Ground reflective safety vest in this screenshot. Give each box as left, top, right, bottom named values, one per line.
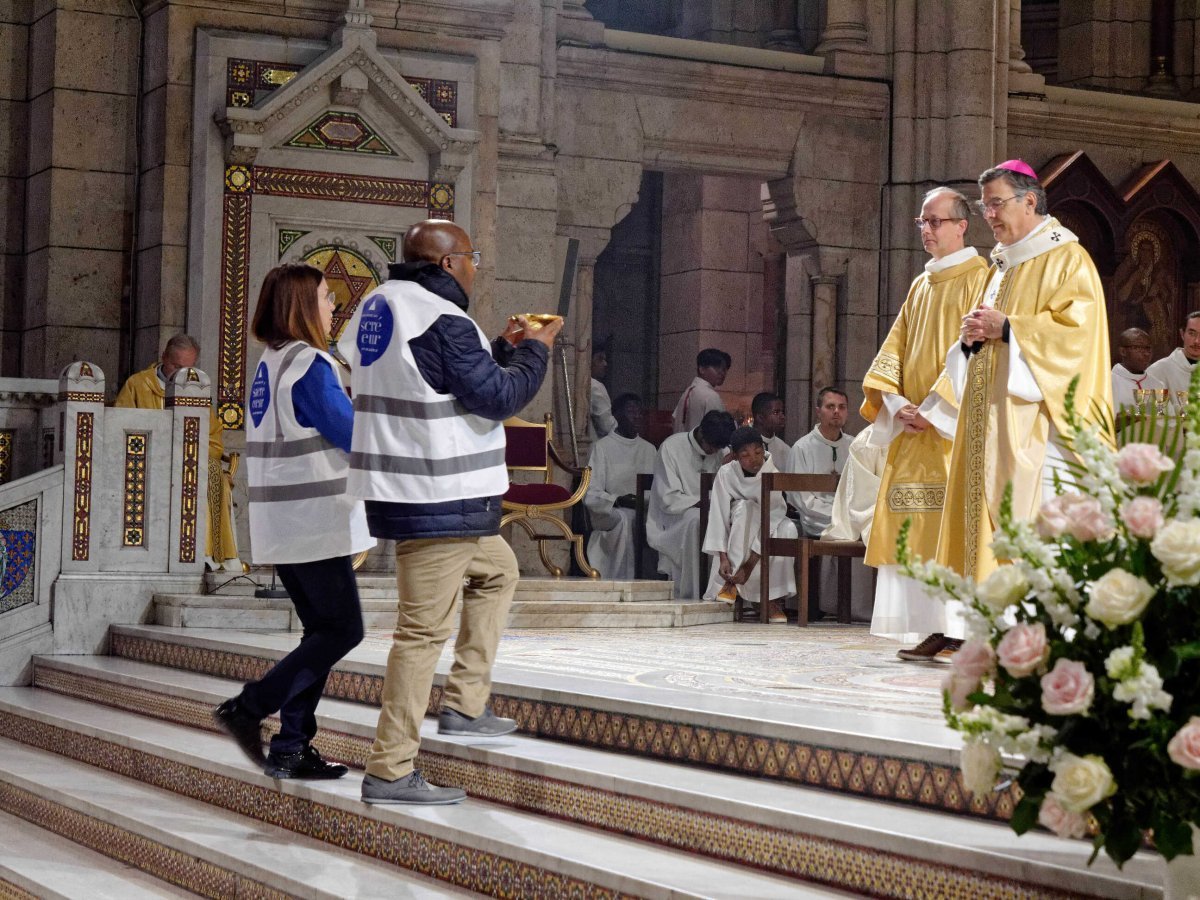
left=245, top=341, right=374, bottom=564
left=341, top=280, right=509, bottom=503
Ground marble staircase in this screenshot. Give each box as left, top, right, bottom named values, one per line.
left=0, top=624, right=1164, bottom=898
left=158, top=574, right=735, bottom=630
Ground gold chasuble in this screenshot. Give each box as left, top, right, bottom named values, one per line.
left=115, top=365, right=238, bottom=564
left=861, top=253, right=988, bottom=568
left=937, top=219, right=1112, bottom=580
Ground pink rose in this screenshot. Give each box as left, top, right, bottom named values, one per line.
left=996, top=622, right=1049, bottom=678
left=1168, top=717, right=1200, bottom=770
left=951, top=639, right=995, bottom=680
left=1116, top=443, right=1175, bottom=485
left=1037, top=493, right=1114, bottom=542
left=1038, top=795, right=1089, bottom=839
left=1120, top=496, right=1165, bottom=540
left=941, top=670, right=978, bottom=712
left=1040, top=657, right=1094, bottom=715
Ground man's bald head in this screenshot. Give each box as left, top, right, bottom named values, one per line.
left=402, top=220, right=478, bottom=296
left=1117, top=327, right=1154, bottom=374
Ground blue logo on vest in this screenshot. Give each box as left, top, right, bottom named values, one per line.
left=248, top=362, right=270, bottom=428
left=357, top=294, right=392, bottom=367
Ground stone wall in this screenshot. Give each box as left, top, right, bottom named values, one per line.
left=0, top=3, right=28, bottom=376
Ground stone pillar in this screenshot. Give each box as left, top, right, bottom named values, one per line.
left=1008, top=0, right=1032, bottom=73
left=23, top=3, right=138, bottom=381
left=766, top=0, right=801, bottom=50
left=809, top=275, right=838, bottom=394
left=0, top=6, right=29, bottom=376
left=815, top=0, right=873, bottom=74
left=1146, top=0, right=1178, bottom=95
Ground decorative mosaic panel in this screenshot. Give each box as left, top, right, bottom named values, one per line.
left=0, top=499, right=36, bottom=615
left=286, top=111, right=395, bottom=155
left=179, top=417, right=200, bottom=563
left=302, top=245, right=380, bottom=341
left=368, top=235, right=396, bottom=261
left=0, top=878, right=37, bottom=900
left=122, top=433, right=148, bottom=548
left=0, top=780, right=290, bottom=900
left=108, top=633, right=1015, bottom=823
left=71, top=412, right=93, bottom=561
left=218, top=164, right=453, bottom=428
left=0, top=430, right=12, bottom=485
left=226, top=57, right=458, bottom=126
left=277, top=228, right=308, bottom=258
left=0, top=711, right=631, bottom=900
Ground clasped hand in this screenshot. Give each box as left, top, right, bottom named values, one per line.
left=960, top=308, right=1005, bottom=345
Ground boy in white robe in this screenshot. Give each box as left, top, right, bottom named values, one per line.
left=647, top=410, right=735, bottom=599
left=750, top=391, right=791, bottom=473
left=702, top=427, right=797, bottom=623
left=671, top=348, right=731, bottom=433
left=1145, top=313, right=1200, bottom=404
left=584, top=394, right=656, bottom=580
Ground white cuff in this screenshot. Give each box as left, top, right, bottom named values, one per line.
left=944, top=341, right=969, bottom=404
left=868, top=392, right=908, bottom=447
left=919, top=392, right=958, bottom=441
left=1006, top=330, right=1044, bottom=402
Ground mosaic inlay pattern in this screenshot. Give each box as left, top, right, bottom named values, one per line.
left=108, top=633, right=1015, bottom=822
left=286, top=111, right=395, bottom=155
left=179, top=417, right=200, bottom=564
left=369, top=235, right=397, bottom=261
left=0, top=499, right=37, bottom=614
left=0, top=878, right=37, bottom=900
left=226, top=58, right=459, bottom=126
left=302, top=245, right=380, bottom=342
left=122, top=433, right=148, bottom=547
left=219, top=164, right=454, bottom=428
left=0, top=780, right=289, bottom=900
left=277, top=228, right=308, bottom=259
left=0, top=711, right=629, bottom=900
left=0, top=430, right=13, bottom=485
left=71, top=412, right=93, bottom=561
left=32, top=664, right=1081, bottom=900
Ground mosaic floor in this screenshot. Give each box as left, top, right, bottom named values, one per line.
left=361, top=623, right=951, bottom=723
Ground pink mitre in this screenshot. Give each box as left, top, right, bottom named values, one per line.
left=996, top=158, right=1037, bottom=179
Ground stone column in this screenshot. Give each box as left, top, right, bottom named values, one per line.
left=1146, top=0, right=1178, bottom=95
left=766, top=0, right=801, bottom=51
left=1008, top=0, right=1032, bottom=74
left=809, top=275, right=839, bottom=394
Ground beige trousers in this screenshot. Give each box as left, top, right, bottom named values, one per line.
left=365, top=534, right=519, bottom=781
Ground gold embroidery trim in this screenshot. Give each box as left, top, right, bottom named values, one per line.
left=887, top=482, right=945, bottom=512
left=868, top=352, right=902, bottom=386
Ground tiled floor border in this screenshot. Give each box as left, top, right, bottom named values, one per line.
left=33, top=663, right=1082, bottom=900
left=109, top=631, right=1016, bottom=821
left=0, top=709, right=629, bottom=900
left=0, top=878, right=39, bottom=900
left=0, top=780, right=289, bottom=899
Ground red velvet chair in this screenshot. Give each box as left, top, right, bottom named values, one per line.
left=500, top=413, right=598, bottom=578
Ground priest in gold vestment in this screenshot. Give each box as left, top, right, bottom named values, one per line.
left=115, top=334, right=240, bottom=570
left=862, top=188, right=989, bottom=659
left=936, top=161, right=1112, bottom=582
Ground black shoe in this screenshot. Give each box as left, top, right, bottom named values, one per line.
left=213, top=698, right=265, bottom=766
left=264, top=745, right=348, bottom=780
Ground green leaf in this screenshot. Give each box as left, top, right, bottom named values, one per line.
left=1153, top=813, right=1195, bottom=861
left=1105, top=813, right=1143, bottom=868
left=1010, top=796, right=1040, bottom=835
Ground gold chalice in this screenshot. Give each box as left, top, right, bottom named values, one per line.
left=1177, top=391, right=1190, bottom=415
left=506, top=313, right=563, bottom=345
left=1133, top=388, right=1151, bottom=416
left=1155, top=388, right=1170, bottom=416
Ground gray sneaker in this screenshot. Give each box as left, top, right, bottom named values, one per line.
left=437, top=706, right=518, bottom=736
left=361, top=770, right=466, bottom=805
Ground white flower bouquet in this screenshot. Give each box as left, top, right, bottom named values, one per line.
left=899, top=369, right=1200, bottom=867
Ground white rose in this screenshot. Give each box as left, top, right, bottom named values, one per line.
left=976, top=565, right=1030, bottom=614
left=1151, top=519, right=1200, bottom=587
left=1084, top=569, right=1156, bottom=628
left=960, top=739, right=1002, bottom=798
left=1049, top=753, right=1116, bottom=813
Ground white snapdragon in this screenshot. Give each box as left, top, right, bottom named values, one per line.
left=1105, top=646, right=1172, bottom=720
left=1014, top=724, right=1060, bottom=764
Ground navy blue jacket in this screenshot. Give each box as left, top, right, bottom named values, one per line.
left=364, top=262, right=549, bottom=540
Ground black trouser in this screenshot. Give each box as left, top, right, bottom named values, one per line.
left=237, top=555, right=364, bottom=754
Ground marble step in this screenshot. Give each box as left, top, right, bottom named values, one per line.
left=0, top=687, right=836, bottom=900
left=30, top=653, right=1162, bottom=899
left=0, top=807, right=195, bottom=898
left=0, top=727, right=472, bottom=899
left=155, top=592, right=732, bottom=630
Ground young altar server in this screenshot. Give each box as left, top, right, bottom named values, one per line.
left=584, top=393, right=656, bottom=580
left=702, top=426, right=797, bottom=623
left=213, top=263, right=375, bottom=779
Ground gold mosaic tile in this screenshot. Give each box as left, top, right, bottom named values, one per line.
left=32, top=667, right=1083, bottom=900
left=0, top=879, right=37, bottom=900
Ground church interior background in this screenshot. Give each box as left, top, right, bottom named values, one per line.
left=0, top=0, right=1195, bottom=896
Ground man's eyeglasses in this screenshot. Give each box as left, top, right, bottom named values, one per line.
left=913, top=216, right=964, bottom=231
left=974, top=195, right=1020, bottom=215
left=445, top=251, right=482, bottom=267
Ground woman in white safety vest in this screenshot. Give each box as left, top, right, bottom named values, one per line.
left=213, top=263, right=374, bottom=779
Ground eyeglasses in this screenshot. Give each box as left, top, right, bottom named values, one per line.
left=320, top=292, right=337, bottom=310
left=974, top=195, right=1020, bottom=215
left=445, top=250, right=481, bottom=267
left=913, top=216, right=964, bottom=230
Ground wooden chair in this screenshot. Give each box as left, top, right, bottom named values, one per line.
left=501, top=413, right=598, bottom=578
left=758, top=471, right=865, bottom=625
